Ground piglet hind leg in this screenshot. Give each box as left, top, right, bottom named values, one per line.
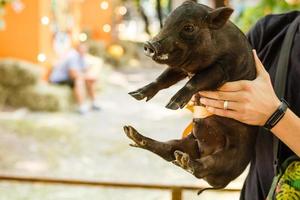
left=123, top=125, right=176, bottom=162
left=173, top=150, right=211, bottom=179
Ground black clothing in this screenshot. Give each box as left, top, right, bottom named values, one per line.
left=240, top=11, right=300, bottom=200
left=55, top=80, right=75, bottom=88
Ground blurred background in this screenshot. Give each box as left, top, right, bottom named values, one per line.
left=0, top=0, right=299, bottom=200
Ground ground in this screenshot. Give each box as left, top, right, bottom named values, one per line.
left=0, top=65, right=246, bottom=200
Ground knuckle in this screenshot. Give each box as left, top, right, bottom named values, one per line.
left=217, top=100, right=224, bottom=108
left=216, top=92, right=223, bottom=99
left=202, top=99, right=210, bottom=106
left=265, top=74, right=272, bottom=82
left=209, top=99, right=217, bottom=107
left=241, top=93, right=250, bottom=102
left=243, top=81, right=252, bottom=91
left=241, top=80, right=249, bottom=88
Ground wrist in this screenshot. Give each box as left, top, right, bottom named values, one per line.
left=271, top=109, right=290, bottom=132
left=261, top=99, right=281, bottom=126
left=263, top=98, right=289, bottom=130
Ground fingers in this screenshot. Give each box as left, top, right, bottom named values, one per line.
left=218, top=80, right=248, bottom=92
left=252, top=49, right=269, bottom=78
left=205, top=106, right=240, bottom=120
left=200, top=97, right=240, bottom=111
left=199, top=90, right=245, bottom=102
left=252, top=49, right=263, bottom=73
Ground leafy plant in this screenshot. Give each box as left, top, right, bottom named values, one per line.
left=235, top=0, right=300, bottom=33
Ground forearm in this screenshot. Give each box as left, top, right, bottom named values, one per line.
left=271, top=109, right=300, bottom=157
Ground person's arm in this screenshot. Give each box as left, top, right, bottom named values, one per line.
left=272, top=109, right=300, bottom=156
left=198, top=50, right=300, bottom=156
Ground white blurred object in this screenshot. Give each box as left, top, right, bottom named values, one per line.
left=116, top=6, right=127, bottom=15
left=100, top=1, right=109, bottom=10
left=103, top=24, right=111, bottom=33
left=85, top=54, right=104, bottom=78
left=11, top=0, right=25, bottom=13
left=78, top=32, right=88, bottom=42
left=77, top=103, right=90, bottom=115
left=37, top=53, right=47, bottom=62
left=41, top=16, right=50, bottom=25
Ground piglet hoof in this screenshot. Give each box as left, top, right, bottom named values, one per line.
left=123, top=125, right=147, bottom=148
left=166, top=93, right=190, bottom=110
left=173, top=150, right=195, bottom=174
left=129, top=90, right=147, bottom=101
left=166, top=100, right=181, bottom=110
left=128, top=84, right=157, bottom=102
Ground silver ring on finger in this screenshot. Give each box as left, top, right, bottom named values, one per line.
left=223, top=100, right=229, bottom=110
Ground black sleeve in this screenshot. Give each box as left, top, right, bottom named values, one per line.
left=246, top=18, right=265, bottom=52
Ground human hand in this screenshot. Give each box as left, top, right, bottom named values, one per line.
left=198, top=50, right=281, bottom=126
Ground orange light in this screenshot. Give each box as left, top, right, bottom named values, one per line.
left=107, top=44, right=124, bottom=59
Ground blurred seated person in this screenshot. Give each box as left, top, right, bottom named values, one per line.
left=50, top=42, right=100, bottom=114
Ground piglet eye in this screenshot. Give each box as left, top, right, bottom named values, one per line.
left=183, top=25, right=195, bottom=33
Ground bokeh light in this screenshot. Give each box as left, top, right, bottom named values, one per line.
left=78, top=33, right=88, bottom=42
left=100, top=1, right=109, bottom=10
left=103, top=24, right=111, bottom=33
left=40, top=16, right=50, bottom=25
left=117, top=6, right=127, bottom=16
left=37, top=53, right=47, bottom=62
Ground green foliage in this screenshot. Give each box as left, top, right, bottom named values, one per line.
left=235, top=0, right=300, bottom=33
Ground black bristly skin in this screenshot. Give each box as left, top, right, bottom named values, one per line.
left=125, top=0, right=258, bottom=189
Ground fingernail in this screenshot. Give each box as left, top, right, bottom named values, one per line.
left=200, top=98, right=205, bottom=104
left=252, top=49, right=257, bottom=56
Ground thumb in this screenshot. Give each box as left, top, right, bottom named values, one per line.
left=252, top=49, right=269, bottom=78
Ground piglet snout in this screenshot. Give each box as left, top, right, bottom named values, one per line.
left=144, top=42, right=157, bottom=58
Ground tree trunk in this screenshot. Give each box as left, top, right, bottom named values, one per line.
left=156, top=0, right=163, bottom=28
left=168, top=0, right=172, bottom=13
left=136, top=0, right=151, bottom=35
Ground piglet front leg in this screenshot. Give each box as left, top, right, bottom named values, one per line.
left=166, top=65, right=227, bottom=110
left=129, top=68, right=187, bottom=102
left=129, top=82, right=159, bottom=101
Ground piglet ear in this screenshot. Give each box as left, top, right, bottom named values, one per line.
left=207, top=7, right=233, bottom=29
